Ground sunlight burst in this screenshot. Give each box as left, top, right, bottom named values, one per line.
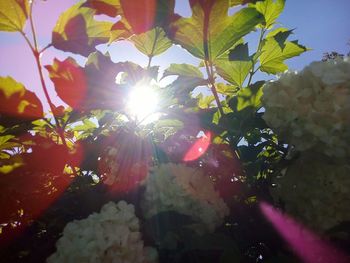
left=126, top=85, right=159, bottom=124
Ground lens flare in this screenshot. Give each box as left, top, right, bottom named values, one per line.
left=127, top=85, right=159, bottom=124
left=260, top=202, right=349, bottom=263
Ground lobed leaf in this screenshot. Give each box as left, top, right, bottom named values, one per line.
left=45, top=58, right=87, bottom=109
left=249, top=0, right=285, bottom=29
left=0, top=76, right=43, bottom=123
left=82, top=0, right=122, bottom=17
left=52, top=1, right=113, bottom=56
left=163, top=63, right=203, bottom=79
left=168, top=0, right=264, bottom=61
left=131, top=27, right=172, bottom=57
left=259, top=29, right=308, bottom=74
left=215, top=60, right=252, bottom=87
left=0, top=0, right=29, bottom=32
left=229, top=81, right=264, bottom=111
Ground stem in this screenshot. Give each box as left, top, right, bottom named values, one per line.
left=29, top=2, right=38, bottom=50
left=147, top=55, right=153, bottom=69
left=247, top=28, right=266, bottom=86
left=204, top=60, right=224, bottom=117
left=39, top=43, right=52, bottom=54
left=146, top=28, right=161, bottom=69
left=19, top=31, right=36, bottom=55
left=33, top=51, right=67, bottom=145
left=20, top=2, right=80, bottom=176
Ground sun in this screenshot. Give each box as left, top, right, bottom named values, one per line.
left=126, top=85, right=159, bottom=124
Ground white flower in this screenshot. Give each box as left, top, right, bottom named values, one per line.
left=271, top=153, right=350, bottom=232
left=47, top=201, right=158, bottom=263
left=141, top=163, right=229, bottom=233
left=262, top=57, right=350, bottom=158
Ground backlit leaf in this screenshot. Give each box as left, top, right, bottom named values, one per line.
left=52, top=1, right=113, bottom=56
left=163, top=63, right=203, bottom=79
left=215, top=58, right=252, bottom=87
left=0, top=0, right=29, bottom=32
left=45, top=58, right=87, bottom=109
left=108, top=0, right=175, bottom=41
left=0, top=76, right=43, bottom=122
left=249, top=0, right=285, bottom=28
left=82, top=0, right=121, bottom=17
left=229, top=81, right=264, bottom=111
left=215, top=41, right=252, bottom=87
left=216, top=83, right=239, bottom=96
left=197, top=94, right=215, bottom=109
left=168, top=0, right=263, bottom=60
left=131, top=27, right=172, bottom=57
left=120, top=0, right=175, bottom=34
left=260, top=29, right=308, bottom=74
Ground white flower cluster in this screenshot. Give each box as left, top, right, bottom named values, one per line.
left=271, top=153, right=350, bottom=232
left=141, top=163, right=229, bottom=233
left=262, top=57, right=350, bottom=158
left=47, top=201, right=158, bottom=263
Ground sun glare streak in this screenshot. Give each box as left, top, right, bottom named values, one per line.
left=260, top=202, right=349, bottom=263
left=126, top=85, right=159, bottom=124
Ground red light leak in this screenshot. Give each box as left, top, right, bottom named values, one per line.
left=260, top=202, right=349, bottom=263
left=183, top=131, right=211, bottom=162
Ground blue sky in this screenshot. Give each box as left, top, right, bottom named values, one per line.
left=0, top=0, right=349, bottom=107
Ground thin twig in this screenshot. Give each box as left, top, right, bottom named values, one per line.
left=29, top=1, right=38, bottom=50
left=247, top=28, right=266, bottom=86
left=39, top=43, right=52, bottom=54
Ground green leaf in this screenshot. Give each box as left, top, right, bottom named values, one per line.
left=259, top=31, right=308, bottom=74
left=197, top=94, right=215, bottom=109
left=250, top=0, right=285, bottom=28
left=215, top=40, right=253, bottom=87
left=216, top=83, right=239, bottom=96
left=215, top=60, right=252, bottom=87
left=229, top=81, right=264, bottom=111
left=131, top=27, right=172, bottom=57
left=0, top=76, right=43, bottom=123
left=168, top=76, right=208, bottom=104
left=168, top=1, right=264, bottom=60
left=163, top=63, right=203, bottom=79
left=52, top=1, right=113, bottom=56
left=0, top=0, right=29, bottom=32
left=72, top=119, right=97, bottom=132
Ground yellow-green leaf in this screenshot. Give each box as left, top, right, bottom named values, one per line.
left=131, top=27, right=172, bottom=57
left=249, top=0, right=285, bottom=29
left=52, top=1, right=113, bottom=56
left=215, top=41, right=253, bottom=86
left=215, top=60, right=252, bottom=87
left=229, top=81, right=264, bottom=111
left=216, top=83, right=239, bottom=96
left=0, top=0, right=29, bottom=32
left=260, top=33, right=308, bottom=74
left=163, top=63, right=203, bottom=79
left=197, top=94, right=215, bottom=109
left=169, top=0, right=264, bottom=61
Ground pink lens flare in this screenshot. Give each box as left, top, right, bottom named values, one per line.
left=260, top=201, right=349, bottom=263
left=183, top=131, right=211, bottom=162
